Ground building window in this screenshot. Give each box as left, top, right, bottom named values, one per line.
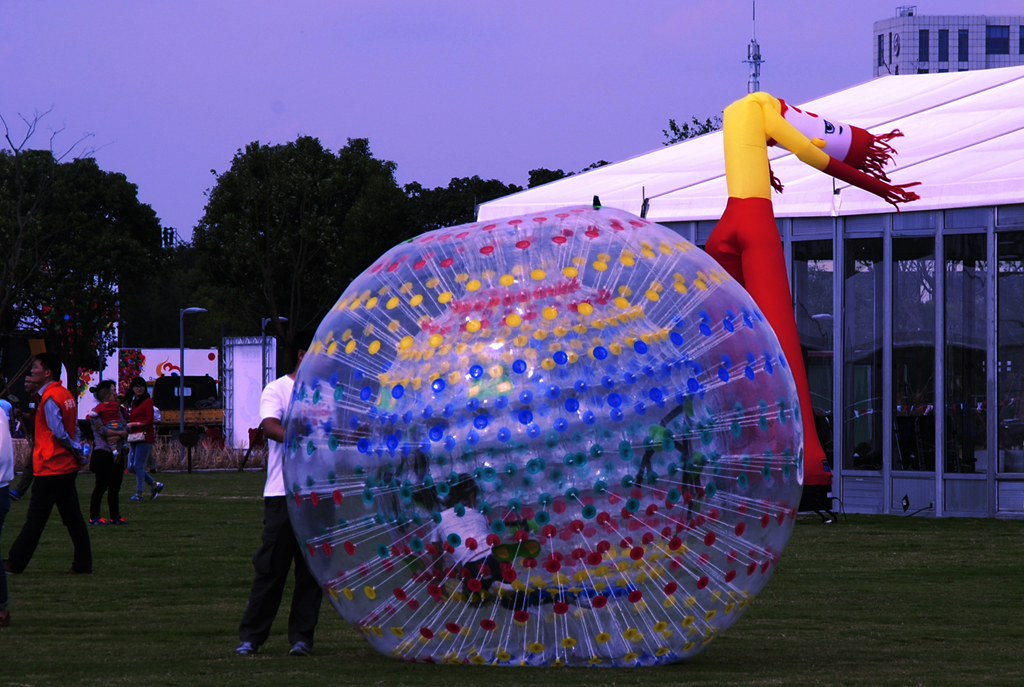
left=1020, top=26, right=1024, bottom=54
left=878, top=34, right=885, bottom=67
left=918, top=68, right=929, bottom=74
left=986, top=25, right=1010, bottom=55
left=959, top=29, right=969, bottom=61
left=919, top=29, right=929, bottom=62
left=938, top=29, right=949, bottom=62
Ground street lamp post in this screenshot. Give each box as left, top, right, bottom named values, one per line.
left=179, top=307, right=207, bottom=463
left=261, top=316, right=288, bottom=388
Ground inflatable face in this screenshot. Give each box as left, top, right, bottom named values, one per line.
left=283, top=205, right=804, bottom=666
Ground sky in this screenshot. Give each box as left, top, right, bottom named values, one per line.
left=2, top=1, right=1020, bottom=239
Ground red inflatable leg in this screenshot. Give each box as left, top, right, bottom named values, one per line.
left=706, top=197, right=830, bottom=485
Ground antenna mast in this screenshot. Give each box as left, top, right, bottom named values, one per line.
left=744, top=1, right=763, bottom=93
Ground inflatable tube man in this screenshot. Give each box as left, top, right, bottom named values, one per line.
left=705, top=92, right=920, bottom=486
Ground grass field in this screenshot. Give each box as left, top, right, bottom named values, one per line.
left=1, top=471, right=1022, bottom=687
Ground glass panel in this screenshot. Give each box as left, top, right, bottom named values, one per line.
left=919, top=29, right=930, bottom=62
left=892, top=237, right=935, bottom=472
left=944, top=235, right=987, bottom=474
left=998, top=232, right=1024, bottom=472
left=793, top=240, right=834, bottom=471
left=843, top=238, right=883, bottom=470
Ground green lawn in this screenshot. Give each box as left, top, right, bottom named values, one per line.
left=1, top=472, right=1022, bottom=687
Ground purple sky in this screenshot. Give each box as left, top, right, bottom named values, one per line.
left=2, top=1, right=1019, bottom=238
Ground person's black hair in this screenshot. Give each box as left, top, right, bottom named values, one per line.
left=90, top=379, right=117, bottom=401
left=34, top=352, right=63, bottom=380
left=125, top=376, right=150, bottom=408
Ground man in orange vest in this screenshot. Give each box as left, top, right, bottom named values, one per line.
left=3, top=353, right=92, bottom=575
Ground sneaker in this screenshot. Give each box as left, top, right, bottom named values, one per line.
left=8, top=489, right=20, bottom=502
left=130, top=493, right=143, bottom=501
left=111, top=517, right=129, bottom=525
left=235, top=641, right=259, bottom=656
left=88, top=518, right=105, bottom=526
left=288, top=641, right=312, bottom=657
left=151, top=483, right=164, bottom=501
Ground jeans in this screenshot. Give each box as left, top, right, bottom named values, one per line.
left=127, top=443, right=155, bottom=494
left=6, top=472, right=92, bottom=574
left=0, top=485, right=9, bottom=609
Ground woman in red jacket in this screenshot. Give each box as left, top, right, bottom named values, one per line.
left=124, top=377, right=163, bottom=502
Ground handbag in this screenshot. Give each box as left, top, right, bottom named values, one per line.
left=127, top=431, right=146, bottom=443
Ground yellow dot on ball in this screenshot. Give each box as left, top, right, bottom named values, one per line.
left=506, top=313, right=522, bottom=327
left=368, top=341, right=381, bottom=355
left=365, top=297, right=378, bottom=309
left=614, top=296, right=629, bottom=309
left=542, top=307, right=558, bottom=320
left=327, top=341, right=338, bottom=356
left=466, top=280, right=481, bottom=292
left=429, top=334, right=443, bottom=347
left=399, top=336, right=414, bottom=350
left=386, top=297, right=400, bottom=309
left=646, top=290, right=660, bottom=302
left=499, top=274, right=515, bottom=287
left=409, top=294, right=423, bottom=307
left=467, top=320, right=481, bottom=332
left=345, top=340, right=356, bottom=354
left=562, top=266, right=578, bottom=278
left=593, top=261, right=608, bottom=271
left=438, top=291, right=453, bottom=304
left=541, top=358, right=555, bottom=370
left=577, top=302, right=594, bottom=315
left=531, top=269, right=546, bottom=281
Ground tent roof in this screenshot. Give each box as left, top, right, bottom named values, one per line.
left=478, top=67, right=1024, bottom=223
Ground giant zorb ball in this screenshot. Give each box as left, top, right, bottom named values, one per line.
left=283, top=205, right=804, bottom=667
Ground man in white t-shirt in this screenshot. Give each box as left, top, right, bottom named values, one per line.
left=236, top=341, right=322, bottom=657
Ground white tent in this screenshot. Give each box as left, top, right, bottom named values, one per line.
left=478, top=66, right=1024, bottom=223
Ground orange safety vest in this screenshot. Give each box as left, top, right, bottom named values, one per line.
left=33, top=382, right=80, bottom=476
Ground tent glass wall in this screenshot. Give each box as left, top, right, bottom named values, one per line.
left=892, top=237, right=936, bottom=472
left=944, top=234, right=987, bottom=474
left=842, top=238, right=883, bottom=471
left=998, top=231, right=1024, bottom=473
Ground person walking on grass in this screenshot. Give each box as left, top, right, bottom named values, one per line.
left=124, top=377, right=162, bottom=502
left=3, top=353, right=92, bottom=576
left=86, top=380, right=129, bottom=525
left=1, top=401, right=15, bottom=625
left=236, top=337, right=322, bottom=657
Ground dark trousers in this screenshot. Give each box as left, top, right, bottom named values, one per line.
left=238, top=496, right=322, bottom=647
left=89, top=450, right=125, bottom=520
left=7, top=472, right=93, bottom=574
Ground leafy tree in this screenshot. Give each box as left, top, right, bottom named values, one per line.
left=1, top=113, right=161, bottom=389
left=662, top=115, right=723, bottom=145
left=528, top=161, right=611, bottom=189
left=406, top=176, right=522, bottom=232
left=26, top=158, right=163, bottom=391
left=192, top=136, right=412, bottom=367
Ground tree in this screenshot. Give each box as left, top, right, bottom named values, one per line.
left=528, top=161, right=611, bottom=189
left=0, top=110, right=95, bottom=336
left=1, top=112, right=161, bottom=390
left=24, top=157, right=163, bottom=391
left=662, top=115, right=723, bottom=145
left=193, top=136, right=412, bottom=367
left=406, top=176, right=522, bottom=232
